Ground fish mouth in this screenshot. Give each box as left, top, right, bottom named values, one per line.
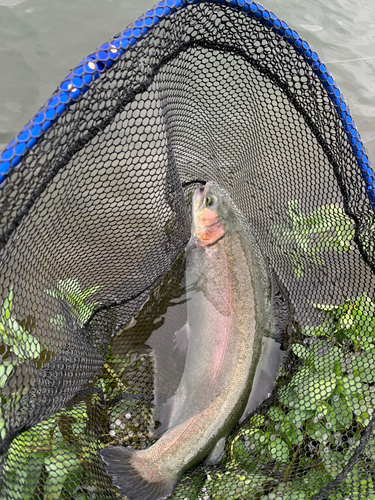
left=195, top=184, right=205, bottom=203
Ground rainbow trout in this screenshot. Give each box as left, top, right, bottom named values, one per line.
left=101, top=181, right=273, bottom=500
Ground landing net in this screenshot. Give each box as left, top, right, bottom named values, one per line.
left=1, top=1, right=375, bottom=498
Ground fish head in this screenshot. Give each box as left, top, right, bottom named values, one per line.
left=192, top=181, right=229, bottom=245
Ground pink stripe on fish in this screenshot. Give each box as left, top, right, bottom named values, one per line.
left=209, top=241, right=232, bottom=384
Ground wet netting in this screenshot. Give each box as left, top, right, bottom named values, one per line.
left=1, top=0, right=375, bottom=498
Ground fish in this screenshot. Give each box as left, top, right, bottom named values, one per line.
left=100, top=181, right=275, bottom=500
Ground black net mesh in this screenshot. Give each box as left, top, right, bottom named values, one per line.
left=1, top=0, right=375, bottom=498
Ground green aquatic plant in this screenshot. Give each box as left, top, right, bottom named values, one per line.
left=0, top=288, right=41, bottom=366
left=305, top=293, right=375, bottom=352
left=4, top=268, right=374, bottom=499
left=270, top=201, right=354, bottom=278
left=2, top=343, right=155, bottom=499
left=1, top=341, right=119, bottom=499
left=45, top=279, right=102, bottom=328
left=2, top=260, right=184, bottom=498
left=2, top=401, right=108, bottom=500
left=99, top=344, right=155, bottom=453
left=0, top=281, right=107, bottom=499
left=0, top=288, right=42, bottom=440
left=214, top=293, right=375, bottom=499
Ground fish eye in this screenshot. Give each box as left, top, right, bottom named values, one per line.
left=205, top=196, right=216, bottom=207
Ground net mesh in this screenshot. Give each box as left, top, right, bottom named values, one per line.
left=1, top=0, right=375, bottom=498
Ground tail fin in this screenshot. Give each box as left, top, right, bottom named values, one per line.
left=100, top=446, right=176, bottom=500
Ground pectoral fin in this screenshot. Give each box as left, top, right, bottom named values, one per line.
left=240, top=337, right=286, bottom=423
left=198, top=274, right=232, bottom=317
left=174, top=323, right=190, bottom=354
left=155, top=394, right=177, bottom=436
left=203, top=437, right=226, bottom=465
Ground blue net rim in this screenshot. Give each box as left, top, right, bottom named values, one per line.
left=0, top=0, right=374, bottom=207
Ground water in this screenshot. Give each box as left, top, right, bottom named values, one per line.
left=0, top=0, right=374, bottom=164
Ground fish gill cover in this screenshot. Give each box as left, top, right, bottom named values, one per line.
left=0, top=0, right=375, bottom=499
